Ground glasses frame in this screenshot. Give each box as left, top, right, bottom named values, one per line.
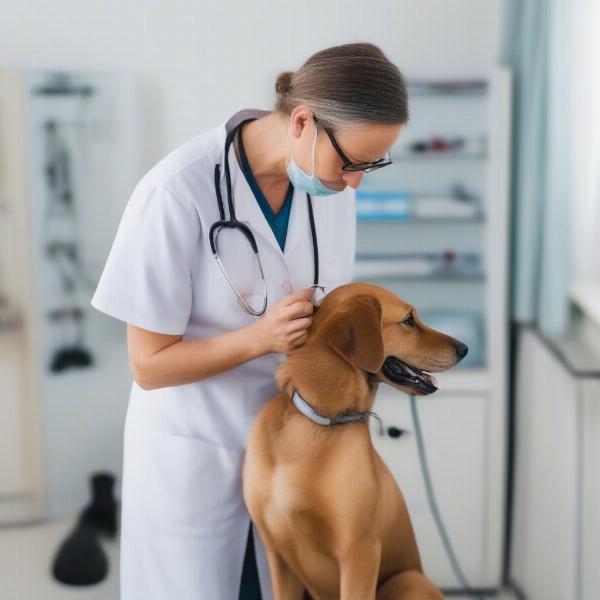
left=313, top=116, right=393, bottom=173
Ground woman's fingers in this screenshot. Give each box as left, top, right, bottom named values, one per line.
left=285, top=299, right=313, bottom=320
left=289, top=332, right=309, bottom=348
left=286, top=316, right=312, bottom=334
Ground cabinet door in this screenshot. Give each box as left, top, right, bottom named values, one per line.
left=511, top=329, right=580, bottom=600
left=582, top=379, right=600, bottom=600
left=368, top=384, right=487, bottom=587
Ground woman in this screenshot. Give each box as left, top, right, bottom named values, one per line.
left=91, top=42, right=409, bottom=599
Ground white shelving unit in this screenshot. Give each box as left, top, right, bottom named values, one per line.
left=0, top=69, right=46, bottom=524
left=0, top=69, right=140, bottom=522
left=354, top=67, right=512, bottom=590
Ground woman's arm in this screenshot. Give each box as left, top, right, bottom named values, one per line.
left=127, top=322, right=267, bottom=390
left=127, top=287, right=316, bottom=390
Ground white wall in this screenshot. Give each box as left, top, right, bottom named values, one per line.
left=0, top=0, right=504, bottom=517
left=570, top=0, right=600, bottom=281
left=0, top=0, right=503, bottom=169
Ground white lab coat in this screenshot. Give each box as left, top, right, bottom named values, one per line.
left=90, top=107, right=356, bottom=599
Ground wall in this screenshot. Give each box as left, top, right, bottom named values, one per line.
left=0, top=0, right=504, bottom=517
left=570, top=0, right=600, bottom=281
left=0, top=0, right=503, bottom=170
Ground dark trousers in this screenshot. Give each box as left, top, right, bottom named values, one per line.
left=239, top=522, right=313, bottom=600
left=239, top=521, right=262, bottom=599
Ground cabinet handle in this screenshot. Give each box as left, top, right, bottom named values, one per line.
left=387, top=426, right=409, bottom=439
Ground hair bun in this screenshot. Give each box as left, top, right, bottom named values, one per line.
left=275, top=71, right=294, bottom=95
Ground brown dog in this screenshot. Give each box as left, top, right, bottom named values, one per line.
left=242, top=282, right=469, bottom=600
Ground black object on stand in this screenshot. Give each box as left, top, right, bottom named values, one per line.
left=51, top=472, right=118, bottom=586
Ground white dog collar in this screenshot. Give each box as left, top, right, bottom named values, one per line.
left=291, top=391, right=383, bottom=433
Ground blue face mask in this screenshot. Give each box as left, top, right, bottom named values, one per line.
left=287, top=125, right=344, bottom=196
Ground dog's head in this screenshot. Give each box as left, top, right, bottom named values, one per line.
left=310, top=282, right=468, bottom=395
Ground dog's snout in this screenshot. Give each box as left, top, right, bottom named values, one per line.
left=454, top=341, right=469, bottom=359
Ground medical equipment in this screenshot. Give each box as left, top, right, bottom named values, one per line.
left=41, top=110, right=94, bottom=371
left=210, top=117, right=322, bottom=316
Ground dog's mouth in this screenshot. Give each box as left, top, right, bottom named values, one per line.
left=381, top=356, right=439, bottom=394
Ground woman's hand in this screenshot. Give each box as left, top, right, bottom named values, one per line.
left=251, top=287, right=316, bottom=355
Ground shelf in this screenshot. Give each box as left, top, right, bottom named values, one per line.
left=390, top=151, right=487, bottom=161
left=354, top=255, right=485, bottom=281
left=408, top=89, right=487, bottom=98
left=408, top=90, right=487, bottom=100
left=355, top=272, right=485, bottom=282
left=407, top=80, right=488, bottom=97
left=354, top=254, right=484, bottom=282
left=357, top=215, right=485, bottom=225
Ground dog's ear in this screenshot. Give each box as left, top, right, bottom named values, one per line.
left=316, top=294, right=384, bottom=373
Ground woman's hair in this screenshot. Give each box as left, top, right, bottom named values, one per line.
left=274, top=42, right=409, bottom=130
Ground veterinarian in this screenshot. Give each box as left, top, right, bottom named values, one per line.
left=91, top=42, right=408, bottom=599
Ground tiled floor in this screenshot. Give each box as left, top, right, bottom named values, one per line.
left=0, top=516, right=518, bottom=599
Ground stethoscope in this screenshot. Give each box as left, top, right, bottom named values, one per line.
left=210, top=117, right=321, bottom=316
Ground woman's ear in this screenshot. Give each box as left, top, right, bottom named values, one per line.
left=316, top=295, right=384, bottom=373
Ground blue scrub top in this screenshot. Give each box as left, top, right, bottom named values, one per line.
left=238, top=127, right=294, bottom=252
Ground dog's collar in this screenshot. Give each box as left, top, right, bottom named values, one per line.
left=291, top=391, right=384, bottom=433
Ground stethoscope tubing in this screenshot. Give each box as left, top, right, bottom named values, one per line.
left=210, top=117, right=320, bottom=316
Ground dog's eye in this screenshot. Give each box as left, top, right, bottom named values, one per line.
left=402, top=313, right=415, bottom=326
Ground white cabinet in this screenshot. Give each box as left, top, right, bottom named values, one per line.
left=354, top=67, right=511, bottom=591
left=581, top=378, right=600, bottom=600
left=369, top=384, right=488, bottom=586
left=511, top=327, right=579, bottom=600
left=511, top=324, right=600, bottom=600
left=0, top=69, right=140, bottom=521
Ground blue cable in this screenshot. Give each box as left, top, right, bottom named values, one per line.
left=408, top=393, right=487, bottom=600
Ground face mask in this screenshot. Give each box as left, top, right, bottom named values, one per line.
left=287, top=124, right=344, bottom=196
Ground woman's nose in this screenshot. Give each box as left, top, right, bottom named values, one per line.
left=342, top=171, right=364, bottom=189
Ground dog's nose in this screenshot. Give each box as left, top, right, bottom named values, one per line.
left=454, top=341, right=469, bottom=359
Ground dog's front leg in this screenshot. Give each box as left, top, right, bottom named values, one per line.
left=339, top=538, right=381, bottom=600
left=262, top=543, right=305, bottom=600
left=375, top=569, right=445, bottom=599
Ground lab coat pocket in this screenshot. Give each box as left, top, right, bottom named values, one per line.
left=131, top=426, right=246, bottom=537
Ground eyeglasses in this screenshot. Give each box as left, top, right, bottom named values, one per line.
left=313, top=116, right=393, bottom=173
